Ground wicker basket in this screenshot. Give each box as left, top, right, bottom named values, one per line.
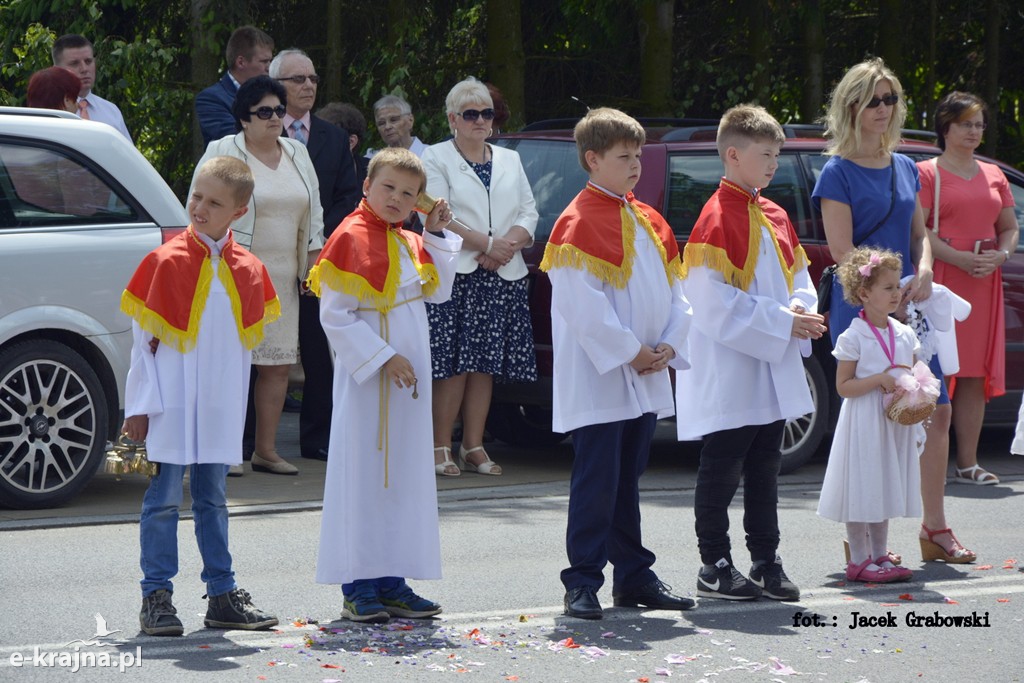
left=883, top=362, right=939, bottom=426
left=884, top=389, right=937, bottom=425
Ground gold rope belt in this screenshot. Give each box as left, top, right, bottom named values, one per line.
left=356, top=294, right=424, bottom=487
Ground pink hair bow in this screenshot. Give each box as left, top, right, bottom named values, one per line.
left=858, top=251, right=881, bottom=277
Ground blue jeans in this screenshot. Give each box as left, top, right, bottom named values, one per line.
left=140, top=463, right=235, bottom=597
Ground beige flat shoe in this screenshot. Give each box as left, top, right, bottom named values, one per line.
left=227, top=464, right=244, bottom=477
left=251, top=453, right=298, bottom=476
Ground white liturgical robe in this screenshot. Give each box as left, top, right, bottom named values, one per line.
left=675, top=225, right=816, bottom=440
left=316, top=230, right=461, bottom=584
left=548, top=206, right=691, bottom=434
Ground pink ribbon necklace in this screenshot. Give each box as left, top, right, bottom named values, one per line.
left=859, top=309, right=896, bottom=369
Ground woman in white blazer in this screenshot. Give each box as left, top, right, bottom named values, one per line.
left=422, top=77, right=539, bottom=477
left=191, top=76, right=325, bottom=476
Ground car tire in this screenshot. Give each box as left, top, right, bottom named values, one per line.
left=487, top=403, right=569, bottom=448
left=779, top=355, right=829, bottom=474
left=0, top=340, right=109, bottom=509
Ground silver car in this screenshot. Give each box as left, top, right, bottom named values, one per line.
left=0, top=109, right=188, bottom=509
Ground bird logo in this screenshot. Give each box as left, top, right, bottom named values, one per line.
left=64, top=614, right=122, bottom=647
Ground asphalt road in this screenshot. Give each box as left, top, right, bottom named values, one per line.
left=1, top=417, right=1022, bottom=682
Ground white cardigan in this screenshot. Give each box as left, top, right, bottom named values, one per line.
left=191, top=133, right=325, bottom=276
left=421, top=140, right=538, bottom=280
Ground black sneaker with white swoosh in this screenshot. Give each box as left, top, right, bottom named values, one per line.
left=696, top=558, right=761, bottom=600
left=748, top=556, right=801, bottom=601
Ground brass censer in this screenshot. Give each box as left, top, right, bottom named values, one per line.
left=104, top=435, right=159, bottom=477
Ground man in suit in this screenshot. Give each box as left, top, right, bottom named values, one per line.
left=271, top=48, right=361, bottom=461
left=195, top=26, right=273, bottom=147
left=52, top=34, right=132, bottom=141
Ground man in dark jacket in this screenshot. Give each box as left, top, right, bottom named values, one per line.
left=271, top=48, right=361, bottom=461
left=195, top=26, right=273, bottom=147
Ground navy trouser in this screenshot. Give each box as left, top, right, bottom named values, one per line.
left=560, top=414, right=658, bottom=593
left=298, top=293, right=334, bottom=457
left=693, top=420, right=784, bottom=566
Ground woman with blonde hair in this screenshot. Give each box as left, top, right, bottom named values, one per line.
left=421, top=77, right=538, bottom=477
left=813, top=59, right=975, bottom=566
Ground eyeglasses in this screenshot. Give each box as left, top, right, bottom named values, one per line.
left=249, top=105, right=287, bottom=120
left=458, top=108, right=496, bottom=122
left=864, top=94, right=899, bottom=109
left=953, top=121, right=987, bottom=131
left=276, top=75, right=320, bottom=85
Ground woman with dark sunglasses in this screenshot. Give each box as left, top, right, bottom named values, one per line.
left=421, top=77, right=539, bottom=477
left=189, top=74, right=325, bottom=477
left=813, top=59, right=980, bottom=572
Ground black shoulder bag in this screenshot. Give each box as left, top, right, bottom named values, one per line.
left=817, top=155, right=898, bottom=314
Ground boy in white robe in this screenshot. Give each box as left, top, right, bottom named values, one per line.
left=676, top=105, right=825, bottom=601
left=308, top=148, right=460, bottom=624
left=122, top=156, right=280, bottom=636
left=540, top=108, right=694, bottom=620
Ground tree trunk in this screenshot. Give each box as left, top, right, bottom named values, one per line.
left=877, top=0, right=903, bottom=75
left=800, top=0, right=825, bottom=123
left=190, top=0, right=221, bottom=160
left=638, top=0, right=674, bottom=117
left=922, top=0, right=936, bottom=130
left=984, top=0, right=1001, bottom=157
left=324, top=0, right=343, bottom=103
left=486, top=0, right=526, bottom=129
left=747, top=0, right=770, bottom=105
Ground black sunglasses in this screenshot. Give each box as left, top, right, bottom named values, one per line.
left=864, top=94, right=899, bottom=109
left=458, top=108, right=496, bottom=122
left=249, top=105, right=287, bottom=120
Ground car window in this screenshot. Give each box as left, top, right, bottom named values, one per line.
left=0, top=142, right=136, bottom=228
left=666, top=153, right=811, bottom=240
left=1006, top=178, right=1024, bottom=249
left=505, top=139, right=588, bottom=241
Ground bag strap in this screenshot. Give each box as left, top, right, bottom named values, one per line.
left=930, top=157, right=940, bottom=235
left=854, top=154, right=898, bottom=248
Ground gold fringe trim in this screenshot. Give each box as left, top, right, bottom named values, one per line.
left=682, top=206, right=811, bottom=294
left=309, top=231, right=440, bottom=309
left=217, top=260, right=280, bottom=350
left=119, top=258, right=214, bottom=354
left=541, top=203, right=684, bottom=288
left=121, top=258, right=279, bottom=353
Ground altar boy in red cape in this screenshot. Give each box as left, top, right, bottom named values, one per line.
left=675, top=105, right=825, bottom=602
left=121, top=156, right=280, bottom=636
left=308, top=147, right=460, bottom=624
left=541, top=108, right=694, bottom=620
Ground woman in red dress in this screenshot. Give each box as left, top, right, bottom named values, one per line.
left=918, top=92, right=1019, bottom=489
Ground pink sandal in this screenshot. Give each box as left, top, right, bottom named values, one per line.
left=846, top=557, right=899, bottom=583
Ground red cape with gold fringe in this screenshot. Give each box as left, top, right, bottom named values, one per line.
left=683, top=178, right=809, bottom=293
left=120, top=227, right=280, bottom=353
left=307, top=201, right=439, bottom=312
left=540, top=183, right=683, bottom=288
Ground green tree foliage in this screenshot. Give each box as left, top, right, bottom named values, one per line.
left=1, top=0, right=1022, bottom=201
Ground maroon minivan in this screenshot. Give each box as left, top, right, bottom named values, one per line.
left=490, top=121, right=1024, bottom=473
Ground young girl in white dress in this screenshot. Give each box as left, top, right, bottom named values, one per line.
left=817, top=248, right=922, bottom=584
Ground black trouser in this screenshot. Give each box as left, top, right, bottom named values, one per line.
left=297, top=293, right=333, bottom=457
left=693, top=420, right=784, bottom=566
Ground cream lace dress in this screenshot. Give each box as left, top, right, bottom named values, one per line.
left=247, top=152, right=307, bottom=365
